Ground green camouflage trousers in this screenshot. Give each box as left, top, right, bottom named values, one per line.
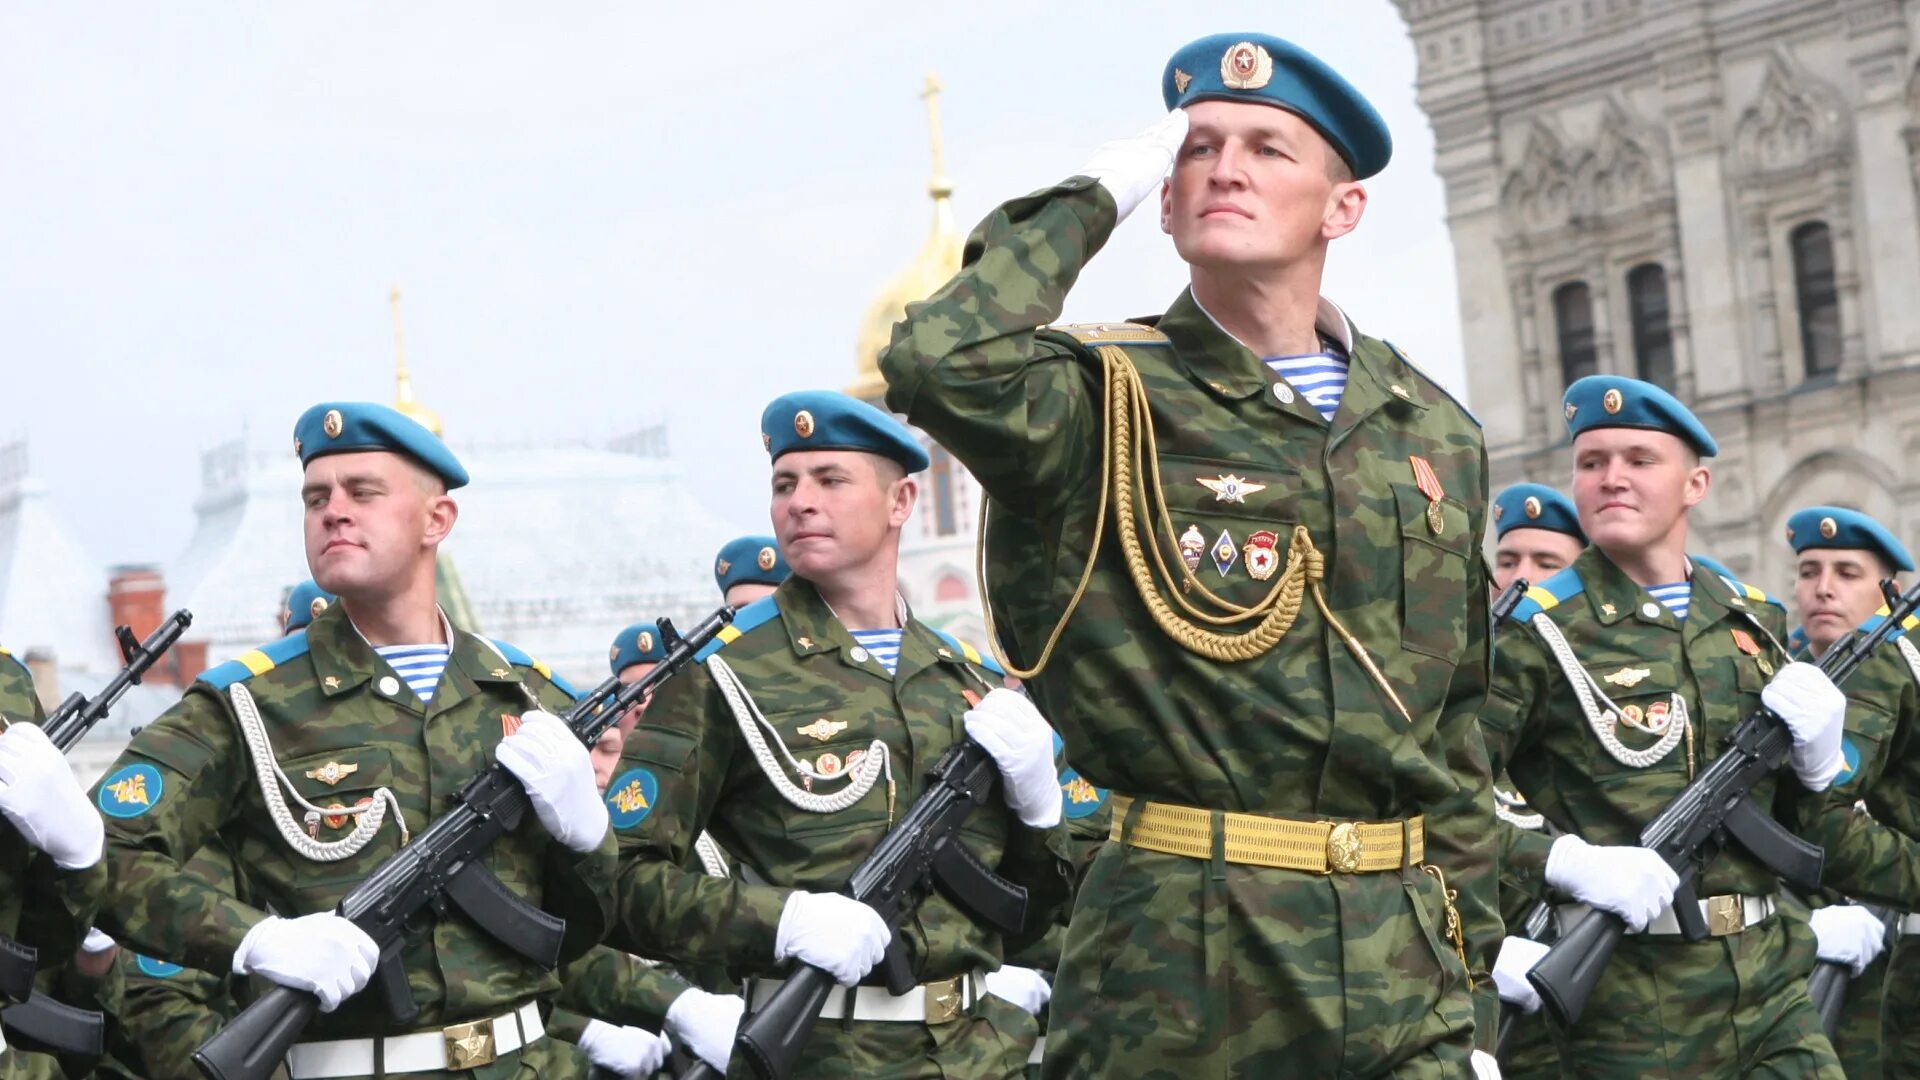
left=1828, top=946, right=1886, bottom=1080
left=725, top=993, right=1035, bottom=1079
left=1554, top=909, right=1839, bottom=1078
left=1041, top=840, right=1475, bottom=1079
left=1882, top=932, right=1920, bottom=1079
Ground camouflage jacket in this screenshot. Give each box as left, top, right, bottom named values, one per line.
left=610, top=577, right=1072, bottom=982
left=0, top=648, right=101, bottom=989
left=550, top=945, right=687, bottom=1037
left=877, top=178, right=1499, bottom=1023
left=1785, top=616, right=1920, bottom=907
left=94, top=603, right=616, bottom=1039
left=1484, top=548, right=1795, bottom=897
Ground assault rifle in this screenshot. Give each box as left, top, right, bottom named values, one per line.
left=1807, top=901, right=1896, bottom=1036
left=1528, top=580, right=1920, bottom=1028
left=193, top=606, right=733, bottom=1080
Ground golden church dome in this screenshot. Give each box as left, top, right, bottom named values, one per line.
left=388, top=285, right=443, bottom=437
left=849, top=75, right=962, bottom=403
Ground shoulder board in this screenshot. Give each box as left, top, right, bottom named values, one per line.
left=695, top=596, right=781, bottom=662
left=1859, top=606, right=1920, bottom=640
left=199, top=631, right=312, bottom=691
left=1381, top=339, right=1480, bottom=429
left=1714, top=575, right=1785, bottom=612
left=1508, top=568, right=1586, bottom=623
left=1042, top=322, right=1172, bottom=347
left=932, top=629, right=1005, bottom=677
left=488, top=638, right=579, bottom=700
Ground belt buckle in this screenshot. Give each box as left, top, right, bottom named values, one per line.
left=444, top=1016, right=498, bottom=1070
left=924, top=976, right=963, bottom=1024
left=1707, top=894, right=1745, bottom=936
left=1326, top=822, right=1363, bottom=874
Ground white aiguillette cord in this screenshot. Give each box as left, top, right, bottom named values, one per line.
left=229, top=681, right=408, bottom=862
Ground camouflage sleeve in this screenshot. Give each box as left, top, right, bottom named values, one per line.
left=1791, top=652, right=1920, bottom=907
left=0, top=651, right=46, bottom=723
left=1480, top=626, right=1555, bottom=877
left=553, top=944, right=686, bottom=1031
left=878, top=178, right=1116, bottom=513
left=528, top=671, right=620, bottom=964
left=11, top=852, right=104, bottom=965
left=545, top=1005, right=591, bottom=1045
left=105, top=953, right=235, bottom=1079
left=94, top=689, right=263, bottom=974
left=610, top=663, right=793, bottom=969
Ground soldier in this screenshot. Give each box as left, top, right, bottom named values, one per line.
left=284, top=579, right=337, bottom=634
left=714, top=535, right=790, bottom=609
left=93, top=402, right=617, bottom=1079
left=1780, top=507, right=1920, bottom=1079
left=0, top=646, right=106, bottom=1079
left=1482, top=376, right=1847, bottom=1078
left=1491, top=484, right=1584, bottom=594
left=611, top=390, right=1072, bottom=1078
left=879, top=31, right=1500, bottom=1078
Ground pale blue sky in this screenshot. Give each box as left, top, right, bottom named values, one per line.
left=2, top=1, right=1465, bottom=568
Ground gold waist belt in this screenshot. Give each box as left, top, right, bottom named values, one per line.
left=1109, top=794, right=1424, bottom=873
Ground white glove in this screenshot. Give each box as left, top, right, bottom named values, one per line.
left=577, top=1019, right=671, bottom=1078
left=1544, top=834, right=1679, bottom=932
left=81, top=928, right=116, bottom=954
left=1471, top=1049, right=1503, bottom=1080
left=962, top=689, right=1062, bottom=829
left=0, top=723, right=104, bottom=869
left=496, top=710, right=609, bottom=853
left=1078, top=110, right=1191, bottom=222
left=664, top=986, right=745, bottom=1071
left=983, top=964, right=1052, bottom=1016
left=1763, top=662, right=1847, bottom=791
left=1810, top=905, right=1888, bottom=977
left=232, top=913, right=379, bottom=1012
left=1490, top=936, right=1550, bottom=1014
left=774, top=891, right=890, bottom=987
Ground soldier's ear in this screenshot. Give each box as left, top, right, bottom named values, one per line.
left=422, top=494, right=458, bottom=548
left=888, top=476, right=918, bottom=529
left=1682, top=464, right=1711, bottom=509
left=1159, top=179, right=1173, bottom=235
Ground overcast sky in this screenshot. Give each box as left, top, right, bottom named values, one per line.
left=2, top=1, right=1465, bottom=571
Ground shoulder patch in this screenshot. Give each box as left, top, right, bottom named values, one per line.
left=488, top=638, right=579, bottom=699
left=134, top=955, right=184, bottom=979
left=1509, top=568, right=1586, bottom=623
left=606, top=767, right=659, bottom=829
left=696, top=596, right=782, bottom=662
left=932, top=629, right=1005, bottom=677
left=1041, top=322, right=1172, bottom=347
left=198, top=631, right=312, bottom=691
left=1858, top=606, right=1920, bottom=640
left=98, top=763, right=163, bottom=818
left=1382, top=339, right=1480, bottom=429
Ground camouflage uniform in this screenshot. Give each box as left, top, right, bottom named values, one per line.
left=0, top=650, right=102, bottom=1080
left=878, top=177, right=1498, bottom=1078
left=1482, top=548, right=1842, bottom=1077
left=94, top=603, right=615, bottom=1079
left=610, top=578, right=1073, bottom=1079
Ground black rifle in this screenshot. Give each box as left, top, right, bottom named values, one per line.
left=0, top=988, right=105, bottom=1059
left=682, top=736, right=1029, bottom=1080
left=193, top=607, right=734, bottom=1080
left=1528, top=580, right=1920, bottom=1029
left=1808, top=901, right=1895, bottom=1037
left=0, top=609, right=191, bottom=1006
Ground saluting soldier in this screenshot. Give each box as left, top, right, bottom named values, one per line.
left=93, top=402, right=616, bottom=1079
left=1482, top=376, right=1848, bottom=1078
left=714, top=536, right=790, bottom=609
left=1779, top=507, right=1920, bottom=1079
left=880, top=31, right=1501, bottom=1079
left=610, top=390, right=1072, bottom=1078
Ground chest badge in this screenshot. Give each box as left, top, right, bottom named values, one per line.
left=1409, top=455, right=1446, bottom=536
left=1603, top=667, right=1651, bottom=689
left=1179, top=525, right=1206, bottom=575
left=1197, top=474, right=1266, bottom=504
left=1731, top=629, right=1761, bottom=656
left=1211, top=529, right=1239, bottom=577
left=305, top=761, right=359, bottom=786
left=798, top=718, right=848, bottom=742
left=1243, top=530, right=1280, bottom=581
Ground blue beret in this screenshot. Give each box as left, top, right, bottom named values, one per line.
left=293, top=402, right=469, bottom=489
left=1787, top=506, right=1915, bottom=573
left=609, top=621, right=668, bottom=676
left=715, top=535, right=789, bottom=597
left=761, top=391, right=930, bottom=473
left=1162, top=33, right=1391, bottom=179
left=284, top=580, right=337, bottom=632
left=1562, top=376, right=1717, bottom=458
left=1493, top=483, right=1584, bottom=543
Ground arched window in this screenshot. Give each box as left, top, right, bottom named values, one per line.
left=1553, top=282, right=1597, bottom=389
left=929, top=447, right=957, bottom=537
left=1626, top=264, right=1674, bottom=390
left=1792, top=222, right=1841, bottom=376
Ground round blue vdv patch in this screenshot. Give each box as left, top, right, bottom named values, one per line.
left=97, top=763, right=163, bottom=819
left=1837, top=737, right=1863, bottom=786
left=606, top=768, right=659, bottom=830
left=135, top=955, right=184, bottom=979
left=1058, top=766, right=1109, bottom=820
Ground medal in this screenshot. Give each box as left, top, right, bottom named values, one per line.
left=1211, top=529, right=1238, bottom=577
left=1243, top=530, right=1280, bottom=581
left=1410, top=456, right=1446, bottom=536
left=1179, top=525, right=1206, bottom=575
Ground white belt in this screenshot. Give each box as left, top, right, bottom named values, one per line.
left=1029, top=1033, right=1046, bottom=1065
left=748, top=972, right=985, bottom=1023
left=286, top=1001, right=544, bottom=1079
left=1557, top=893, right=1776, bottom=937
left=1898, top=912, right=1920, bottom=935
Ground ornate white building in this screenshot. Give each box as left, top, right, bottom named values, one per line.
left=1398, top=0, right=1920, bottom=591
